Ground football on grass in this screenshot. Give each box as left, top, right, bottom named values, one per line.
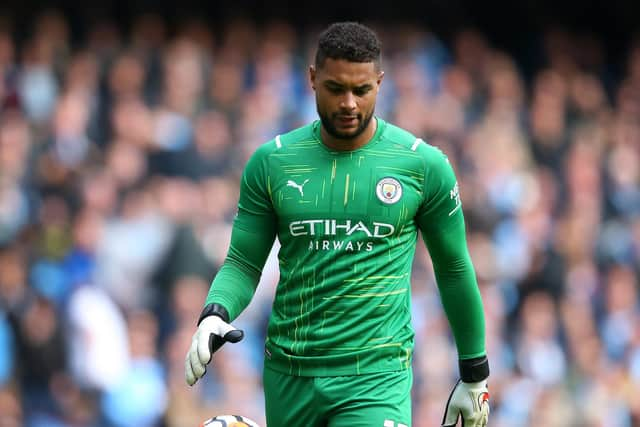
left=200, top=414, right=260, bottom=427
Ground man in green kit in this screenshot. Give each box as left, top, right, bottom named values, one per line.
left=185, top=22, right=490, bottom=427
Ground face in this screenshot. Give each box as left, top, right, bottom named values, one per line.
left=310, top=58, right=384, bottom=141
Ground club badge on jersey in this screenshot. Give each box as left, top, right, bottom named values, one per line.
left=376, top=177, right=403, bottom=204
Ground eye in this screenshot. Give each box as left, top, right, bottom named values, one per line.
left=353, top=86, right=371, bottom=96
left=327, top=86, right=343, bottom=94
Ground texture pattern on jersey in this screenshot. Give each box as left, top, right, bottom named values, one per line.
left=206, top=118, right=486, bottom=376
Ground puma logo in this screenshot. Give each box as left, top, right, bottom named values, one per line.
left=287, top=179, right=310, bottom=197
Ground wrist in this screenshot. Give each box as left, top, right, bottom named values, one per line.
left=459, top=355, right=490, bottom=382
left=197, top=303, right=231, bottom=325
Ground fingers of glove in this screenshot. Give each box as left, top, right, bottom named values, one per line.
left=196, top=329, right=214, bottom=365
left=460, top=400, right=489, bottom=427
left=479, top=401, right=490, bottom=426
left=461, top=410, right=488, bottom=427
left=185, top=337, right=206, bottom=386
left=480, top=410, right=489, bottom=427
left=190, top=338, right=208, bottom=378
left=185, top=355, right=197, bottom=386
left=224, top=329, right=244, bottom=343
left=208, top=328, right=245, bottom=354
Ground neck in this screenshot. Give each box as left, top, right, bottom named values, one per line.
left=321, top=117, right=378, bottom=151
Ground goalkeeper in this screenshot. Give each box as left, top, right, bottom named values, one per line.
left=185, top=21, right=490, bottom=427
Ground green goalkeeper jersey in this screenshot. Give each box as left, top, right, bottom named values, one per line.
left=206, top=118, right=486, bottom=376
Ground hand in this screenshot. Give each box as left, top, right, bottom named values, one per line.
left=442, top=379, right=490, bottom=427
left=184, top=315, right=244, bottom=386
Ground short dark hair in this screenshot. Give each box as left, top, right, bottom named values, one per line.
left=315, top=22, right=381, bottom=69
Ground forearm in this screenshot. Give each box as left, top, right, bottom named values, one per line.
left=205, top=224, right=275, bottom=321
left=422, top=220, right=486, bottom=360
left=432, top=251, right=486, bottom=359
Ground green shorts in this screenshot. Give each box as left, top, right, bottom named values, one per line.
left=263, top=367, right=412, bottom=427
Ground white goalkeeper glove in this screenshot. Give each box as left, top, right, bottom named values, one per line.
left=185, top=303, right=244, bottom=386
left=442, top=379, right=490, bottom=427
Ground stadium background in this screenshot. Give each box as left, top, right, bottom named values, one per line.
left=0, top=0, right=639, bottom=425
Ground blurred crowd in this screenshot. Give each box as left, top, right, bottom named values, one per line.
left=0, top=9, right=639, bottom=427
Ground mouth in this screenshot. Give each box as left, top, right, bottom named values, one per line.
left=335, top=115, right=359, bottom=127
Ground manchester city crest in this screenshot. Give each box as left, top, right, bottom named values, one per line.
left=376, top=177, right=403, bottom=204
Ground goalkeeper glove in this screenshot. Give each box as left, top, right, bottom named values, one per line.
left=185, top=303, right=244, bottom=386
left=442, top=356, right=490, bottom=427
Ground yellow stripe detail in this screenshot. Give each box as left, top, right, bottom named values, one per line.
left=314, top=342, right=402, bottom=351
left=368, top=336, right=393, bottom=342
left=282, top=167, right=316, bottom=172
left=376, top=166, right=420, bottom=174
left=344, top=274, right=407, bottom=282
left=322, top=289, right=407, bottom=299
left=344, top=173, right=350, bottom=206
left=331, top=159, right=337, bottom=183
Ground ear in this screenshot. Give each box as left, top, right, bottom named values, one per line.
left=309, top=65, right=316, bottom=90
left=377, top=70, right=385, bottom=86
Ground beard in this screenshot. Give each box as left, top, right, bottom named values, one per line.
left=317, top=106, right=375, bottom=140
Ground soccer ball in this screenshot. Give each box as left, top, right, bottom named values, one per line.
left=200, top=414, right=261, bottom=427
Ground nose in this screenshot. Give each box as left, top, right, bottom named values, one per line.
left=339, top=91, right=357, bottom=111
